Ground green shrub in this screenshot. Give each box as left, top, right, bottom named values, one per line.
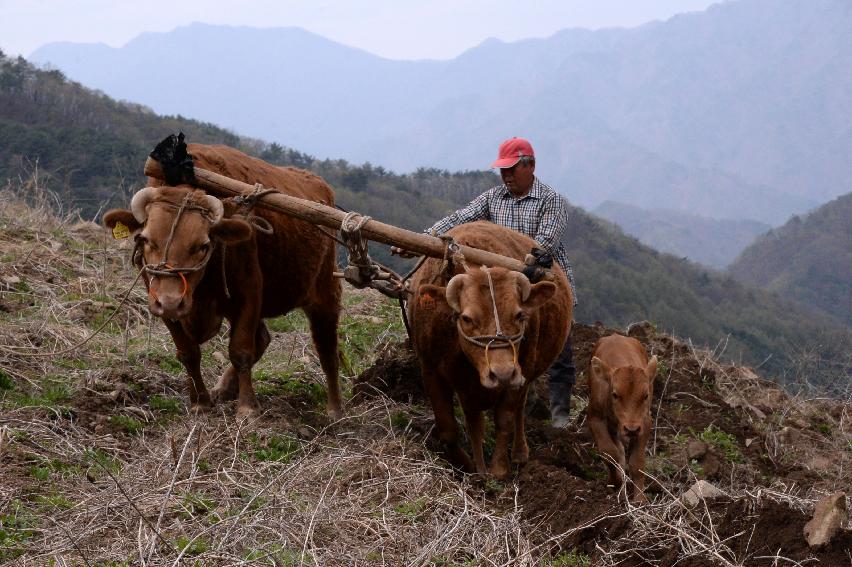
left=693, top=425, right=743, bottom=463
left=109, top=415, right=144, bottom=435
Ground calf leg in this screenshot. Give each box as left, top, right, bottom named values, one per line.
left=422, top=370, right=474, bottom=472
left=304, top=305, right=343, bottom=420
left=588, top=416, right=627, bottom=488
left=627, top=428, right=651, bottom=502
left=213, top=322, right=271, bottom=403
left=164, top=320, right=212, bottom=411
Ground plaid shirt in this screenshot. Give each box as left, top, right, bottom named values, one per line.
left=428, top=177, right=577, bottom=304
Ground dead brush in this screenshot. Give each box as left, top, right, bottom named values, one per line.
left=11, top=399, right=545, bottom=566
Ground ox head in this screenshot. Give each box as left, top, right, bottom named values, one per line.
left=590, top=355, right=658, bottom=441
left=103, top=185, right=252, bottom=319
left=420, top=267, right=556, bottom=390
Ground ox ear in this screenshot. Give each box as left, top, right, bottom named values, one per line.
left=418, top=284, right=449, bottom=311
left=523, top=281, right=557, bottom=310
left=103, top=209, right=143, bottom=235
left=590, top=356, right=612, bottom=383
left=589, top=356, right=612, bottom=401
left=210, top=218, right=252, bottom=244
left=645, top=355, right=658, bottom=384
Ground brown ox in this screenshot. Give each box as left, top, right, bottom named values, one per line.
left=588, top=334, right=658, bottom=501
left=103, top=144, right=342, bottom=419
left=409, top=221, right=573, bottom=478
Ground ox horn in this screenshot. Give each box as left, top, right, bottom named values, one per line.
left=513, top=271, right=532, bottom=301
left=203, top=194, right=224, bottom=224
left=445, top=273, right=469, bottom=313
left=130, top=187, right=159, bottom=223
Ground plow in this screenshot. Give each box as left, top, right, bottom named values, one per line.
left=143, top=149, right=555, bottom=299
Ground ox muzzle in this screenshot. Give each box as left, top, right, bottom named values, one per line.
left=130, top=188, right=223, bottom=319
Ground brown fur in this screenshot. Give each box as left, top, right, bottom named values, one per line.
left=103, top=144, right=342, bottom=419
left=408, top=221, right=573, bottom=478
left=588, top=334, right=658, bottom=501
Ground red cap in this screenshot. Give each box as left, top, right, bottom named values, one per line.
left=491, top=137, right=535, bottom=168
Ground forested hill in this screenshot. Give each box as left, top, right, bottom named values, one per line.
left=0, top=50, right=492, bottom=222
left=1, top=51, right=847, bottom=393
left=728, top=193, right=852, bottom=325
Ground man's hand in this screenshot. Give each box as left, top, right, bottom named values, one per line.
left=391, top=246, right=417, bottom=259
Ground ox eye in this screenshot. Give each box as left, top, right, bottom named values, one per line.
left=194, top=242, right=210, bottom=255
left=515, top=311, right=527, bottom=322
left=612, top=392, right=620, bottom=400
left=460, top=314, right=473, bottom=325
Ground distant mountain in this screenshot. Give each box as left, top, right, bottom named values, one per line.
left=2, top=49, right=847, bottom=391
left=594, top=201, right=771, bottom=269
left=31, top=0, right=852, bottom=224
left=729, top=193, right=852, bottom=325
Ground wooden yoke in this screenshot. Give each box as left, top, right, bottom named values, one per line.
left=144, top=157, right=554, bottom=280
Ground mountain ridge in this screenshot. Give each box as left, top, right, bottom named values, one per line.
left=31, top=0, right=851, bottom=224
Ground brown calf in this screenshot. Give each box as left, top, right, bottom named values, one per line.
left=409, top=221, right=573, bottom=479
left=588, top=334, right=658, bottom=501
left=103, top=145, right=342, bottom=420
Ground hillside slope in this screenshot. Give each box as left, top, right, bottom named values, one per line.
left=0, top=191, right=849, bottom=565
left=2, top=49, right=848, bottom=392
left=729, top=192, right=852, bottom=325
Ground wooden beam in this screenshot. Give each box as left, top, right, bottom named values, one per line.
left=144, top=157, right=553, bottom=278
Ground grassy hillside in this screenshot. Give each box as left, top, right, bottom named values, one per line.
left=729, top=193, right=852, bottom=325
left=2, top=49, right=848, bottom=393
left=564, top=206, right=849, bottom=394
left=0, top=189, right=849, bottom=564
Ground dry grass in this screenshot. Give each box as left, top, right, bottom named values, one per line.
left=0, top=180, right=541, bottom=566
left=6, top=400, right=541, bottom=566
left=1, top=178, right=848, bottom=566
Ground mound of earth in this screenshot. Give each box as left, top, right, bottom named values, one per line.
left=354, top=322, right=852, bottom=565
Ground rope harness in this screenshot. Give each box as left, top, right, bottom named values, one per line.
left=133, top=194, right=217, bottom=302
left=337, top=212, right=410, bottom=299
left=456, top=266, right=525, bottom=367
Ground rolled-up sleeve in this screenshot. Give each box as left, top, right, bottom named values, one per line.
left=427, top=190, right=491, bottom=235
left=533, top=192, right=568, bottom=258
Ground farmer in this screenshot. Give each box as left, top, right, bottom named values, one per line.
left=395, top=137, right=577, bottom=428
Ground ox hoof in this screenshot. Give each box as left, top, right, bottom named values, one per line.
left=190, top=401, right=213, bottom=413
left=511, top=446, right=529, bottom=465
left=326, top=405, right=343, bottom=422
left=632, top=491, right=648, bottom=504
left=211, top=386, right=238, bottom=403
left=236, top=405, right=260, bottom=421
left=489, top=465, right=511, bottom=481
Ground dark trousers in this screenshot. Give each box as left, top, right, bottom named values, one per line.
left=548, top=336, right=576, bottom=386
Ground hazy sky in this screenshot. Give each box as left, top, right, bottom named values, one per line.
left=1, top=0, right=721, bottom=61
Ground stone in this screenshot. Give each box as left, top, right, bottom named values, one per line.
left=679, top=480, right=727, bottom=507
left=807, top=454, right=833, bottom=472
left=804, top=492, right=848, bottom=547
left=687, top=441, right=708, bottom=460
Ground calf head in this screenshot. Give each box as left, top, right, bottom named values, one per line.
left=590, top=355, right=658, bottom=440
left=420, top=267, right=556, bottom=389
left=103, top=186, right=252, bottom=319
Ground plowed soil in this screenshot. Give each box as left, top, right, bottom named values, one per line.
left=354, top=322, right=852, bottom=565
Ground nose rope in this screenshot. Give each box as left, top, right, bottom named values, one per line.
left=139, top=194, right=217, bottom=300
left=457, top=266, right=525, bottom=364
left=484, top=268, right=504, bottom=338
